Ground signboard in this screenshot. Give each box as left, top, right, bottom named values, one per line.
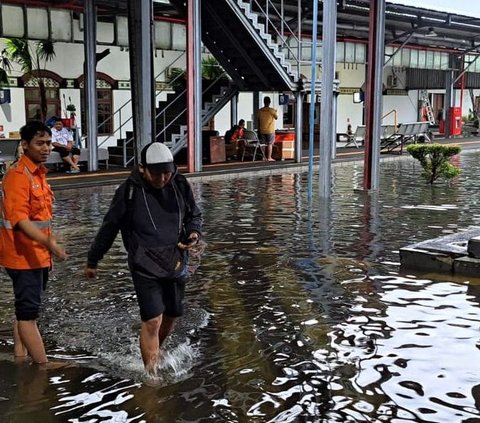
left=0, top=89, right=11, bottom=104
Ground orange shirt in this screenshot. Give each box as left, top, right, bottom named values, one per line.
left=231, top=127, right=244, bottom=142
left=0, top=155, right=53, bottom=269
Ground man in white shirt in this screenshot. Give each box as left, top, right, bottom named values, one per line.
left=51, top=117, right=81, bottom=173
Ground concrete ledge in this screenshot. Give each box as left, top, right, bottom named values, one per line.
left=400, top=247, right=453, bottom=273
left=468, top=236, right=480, bottom=258
left=454, top=256, right=480, bottom=276
left=400, top=226, right=480, bottom=276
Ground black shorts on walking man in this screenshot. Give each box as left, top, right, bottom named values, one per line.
left=84, top=142, right=203, bottom=375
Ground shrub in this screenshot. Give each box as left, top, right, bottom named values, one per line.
left=406, top=143, right=462, bottom=185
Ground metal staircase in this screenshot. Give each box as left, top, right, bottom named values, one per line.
left=157, top=77, right=239, bottom=156
left=169, top=0, right=301, bottom=92
left=107, top=77, right=238, bottom=165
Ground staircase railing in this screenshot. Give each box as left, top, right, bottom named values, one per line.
left=96, top=51, right=186, bottom=149
left=156, top=71, right=235, bottom=154
left=91, top=52, right=185, bottom=167
left=250, top=0, right=302, bottom=78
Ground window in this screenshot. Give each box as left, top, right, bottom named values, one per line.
left=24, top=76, right=61, bottom=121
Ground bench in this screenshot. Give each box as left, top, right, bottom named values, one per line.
left=380, top=122, right=431, bottom=154
left=0, top=139, right=21, bottom=176
left=46, top=147, right=109, bottom=169
left=345, top=125, right=366, bottom=148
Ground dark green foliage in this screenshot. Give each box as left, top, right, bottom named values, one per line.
left=4, top=38, right=56, bottom=120
left=201, top=56, right=223, bottom=80
left=406, top=143, right=462, bottom=184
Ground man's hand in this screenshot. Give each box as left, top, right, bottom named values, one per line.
left=177, top=232, right=200, bottom=250
left=46, top=236, right=67, bottom=260
left=84, top=267, right=97, bottom=279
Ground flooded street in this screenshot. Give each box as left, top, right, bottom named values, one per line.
left=2, top=152, right=480, bottom=422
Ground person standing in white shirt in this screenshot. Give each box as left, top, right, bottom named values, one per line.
left=51, top=117, right=81, bottom=173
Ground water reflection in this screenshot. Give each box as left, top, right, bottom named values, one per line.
left=1, top=153, right=480, bottom=421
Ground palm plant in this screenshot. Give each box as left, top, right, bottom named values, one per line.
left=201, top=56, right=224, bottom=80
left=4, top=38, right=55, bottom=121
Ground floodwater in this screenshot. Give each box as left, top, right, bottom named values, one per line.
left=1, top=152, right=480, bottom=422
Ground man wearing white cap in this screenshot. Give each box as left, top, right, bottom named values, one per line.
left=84, top=142, right=203, bottom=376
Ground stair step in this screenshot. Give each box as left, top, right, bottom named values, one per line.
left=108, top=146, right=135, bottom=156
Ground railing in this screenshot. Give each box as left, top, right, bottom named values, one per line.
left=97, top=51, right=186, bottom=150
left=382, top=109, right=398, bottom=131
left=155, top=71, right=233, bottom=152
left=250, top=0, right=304, bottom=78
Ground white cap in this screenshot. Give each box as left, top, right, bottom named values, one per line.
left=140, top=142, right=175, bottom=172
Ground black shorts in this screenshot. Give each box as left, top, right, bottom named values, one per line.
left=261, top=133, right=275, bottom=145
left=53, top=146, right=81, bottom=157
left=132, top=272, right=186, bottom=321
left=6, top=268, right=49, bottom=321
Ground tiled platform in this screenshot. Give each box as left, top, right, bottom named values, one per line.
left=45, top=136, right=480, bottom=190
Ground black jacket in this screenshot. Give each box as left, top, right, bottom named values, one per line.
left=87, top=167, right=203, bottom=276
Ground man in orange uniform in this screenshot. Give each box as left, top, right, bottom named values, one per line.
left=0, top=120, right=67, bottom=365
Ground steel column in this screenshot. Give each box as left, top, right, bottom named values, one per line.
left=84, top=0, right=98, bottom=171
left=318, top=0, right=337, bottom=198
left=187, top=0, right=202, bottom=172
left=230, top=94, right=238, bottom=127
left=307, top=0, right=319, bottom=201
left=295, top=90, right=303, bottom=163
left=444, top=67, right=454, bottom=139
left=363, top=0, right=385, bottom=191
left=253, top=92, right=260, bottom=129
left=444, top=54, right=458, bottom=140
left=127, top=0, right=155, bottom=161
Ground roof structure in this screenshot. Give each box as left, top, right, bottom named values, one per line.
left=2, top=0, right=480, bottom=54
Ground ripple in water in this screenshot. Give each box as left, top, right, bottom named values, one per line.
left=1, top=155, right=480, bottom=421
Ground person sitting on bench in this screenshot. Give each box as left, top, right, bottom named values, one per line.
left=51, top=117, right=81, bottom=173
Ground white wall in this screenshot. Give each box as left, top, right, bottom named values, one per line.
left=0, top=88, right=25, bottom=137
left=2, top=36, right=479, bottom=145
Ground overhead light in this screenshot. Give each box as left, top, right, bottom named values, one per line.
left=425, top=27, right=438, bottom=37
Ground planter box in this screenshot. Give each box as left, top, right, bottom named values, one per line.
left=273, top=138, right=294, bottom=160
left=62, top=118, right=74, bottom=128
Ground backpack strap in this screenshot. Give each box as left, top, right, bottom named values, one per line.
left=125, top=178, right=135, bottom=234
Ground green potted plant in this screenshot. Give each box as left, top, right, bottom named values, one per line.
left=406, top=143, right=462, bottom=185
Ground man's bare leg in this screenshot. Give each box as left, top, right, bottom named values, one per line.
left=267, top=144, right=275, bottom=161
left=72, top=154, right=80, bottom=170
left=139, top=315, right=162, bottom=373
left=13, top=319, right=28, bottom=358
left=17, top=320, right=47, bottom=364
left=62, top=156, right=77, bottom=170
left=158, top=316, right=176, bottom=347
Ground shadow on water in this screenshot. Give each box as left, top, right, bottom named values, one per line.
left=2, top=153, right=480, bottom=421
